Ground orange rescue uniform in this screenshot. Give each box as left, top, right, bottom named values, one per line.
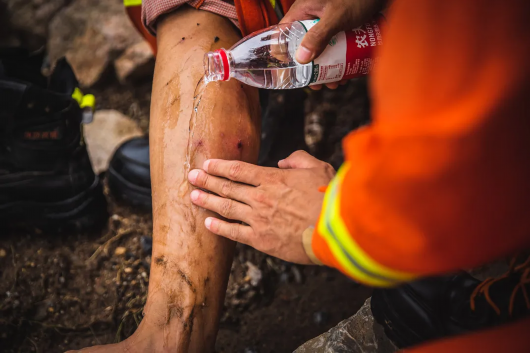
left=312, top=0, right=530, bottom=351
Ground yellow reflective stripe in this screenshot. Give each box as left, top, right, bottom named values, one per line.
left=317, top=180, right=389, bottom=287
left=269, top=0, right=276, bottom=8
left=71, top=88, right=96, bottom=111
left=124, top=0, right=142, bottom=7
left=318, top=163, right=417, bottom=286
left=72, top=87, right=83, bottom=105
left=318, top=177, right=392, bottom=287
left=331, top=165, right=417, bottom=282
left=80, top=94, right=96, bottom=110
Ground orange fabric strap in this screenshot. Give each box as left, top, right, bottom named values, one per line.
left=125, top=5, right=157, bottom=55
left=192, top=0, right=206, bottom=9
left=234, top=0, right=295, bottom=36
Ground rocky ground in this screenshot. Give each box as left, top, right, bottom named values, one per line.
left=0, top=1, right=379, bottom=352
left=0, top=179, right=372, bottom=353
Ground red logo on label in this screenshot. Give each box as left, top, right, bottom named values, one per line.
left=24, top=129, right=60, bottom=140
left=343, top=15, right=385, bottom=80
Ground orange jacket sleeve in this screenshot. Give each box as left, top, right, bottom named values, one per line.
left=312, top=0, right=530, bottom=286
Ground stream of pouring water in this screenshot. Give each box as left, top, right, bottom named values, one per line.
left=180, top=77, right=208, bottom=196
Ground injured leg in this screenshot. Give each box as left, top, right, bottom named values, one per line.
left=73, top=7, right=260, bottom=352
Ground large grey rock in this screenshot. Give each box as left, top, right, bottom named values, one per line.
left=294, top=259, right=511, bottom=353
left=114, top=40, right=155, bottom=84
left=48, top=0, right=144, bottom=87
left=84, top=110, right=143, bottom=174
left=294, top=298, right=397, bottom=353
left=2, top=0, right=68, bottom=48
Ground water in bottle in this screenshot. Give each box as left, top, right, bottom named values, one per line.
left=204, top=16, right=384, bottom=89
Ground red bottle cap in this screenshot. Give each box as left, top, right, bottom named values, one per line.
left=216, top=49, right=230, bottom=81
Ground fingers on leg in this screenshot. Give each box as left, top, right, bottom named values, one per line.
left=190, top=189, right=251, bottom=221
left=204, top=159, right=263, bottom=186
left=189, top=169, right=253, bottom=203
left=205, top=217, right=254, bottom=245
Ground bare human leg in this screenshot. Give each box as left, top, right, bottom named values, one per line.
left=72, top=7, right=260, bottom=352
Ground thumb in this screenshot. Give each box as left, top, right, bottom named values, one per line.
left=296, top=17, right=338, bottom=64
left=278, top=150, right=322, bottom=169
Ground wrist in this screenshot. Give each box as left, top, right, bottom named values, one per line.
left=302, top=226, right=323, bottom=265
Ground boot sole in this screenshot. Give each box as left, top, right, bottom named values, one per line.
left=107, top=166, right=152, bottom=209
left=0, top=177, right=107, bottom=231
left=371, top=289, right=426, bottom=349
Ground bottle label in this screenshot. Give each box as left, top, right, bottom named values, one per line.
left=299, top=16, right=384, bottom=85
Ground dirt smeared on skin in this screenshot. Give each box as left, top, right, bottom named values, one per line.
left=155, top=256, right=168, bottom=267
left=178, top=77, right=208, bottom=197
left=177, top=268, right=196, bottom=293
left=184, top=307, right=195, bottom=332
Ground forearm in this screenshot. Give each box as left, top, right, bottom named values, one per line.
left=146, top=7, right=260, bottom=351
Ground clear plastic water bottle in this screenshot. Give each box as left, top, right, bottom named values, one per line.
left=204, top=16, right=384, bottom=89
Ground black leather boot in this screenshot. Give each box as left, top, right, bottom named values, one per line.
left=0, top=48, right=107, bottom=230
left=371, top=258, right=530, bottom=348
left=108, top=136, right=151, bottom=209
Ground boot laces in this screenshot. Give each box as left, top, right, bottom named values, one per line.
left=470, top=255, right=530, bottom=316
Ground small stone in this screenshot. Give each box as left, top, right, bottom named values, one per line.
left=48, top=307, right=55, bottom=313
left=245, top=262, right=262, bottom=287
left=141, top=272, right=147, bottom=278
left=114, top=247, right=127, bottom=256
left=84, top=110, right=143, bottom=173
left=313, top=311, right=328, bottom=326
left=279, top=272, right=290, bottom=283
left=124, top=267, right=133, bottom=274
left=292, top=266, right=303, bottom=284
left=105, top=306, right=113, bottom=311
left=59, top=277, right=65, bottom=284
left=0, top=248, right=6, bottom=258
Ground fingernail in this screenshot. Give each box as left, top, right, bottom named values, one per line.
left=203, top=160, right=211, bottom=172
left=204, top=217, right=212, bottom=229
left=188, top=169, right=199, bottom=184
left=296, top=46, right=313, bottom=63
left=190, top=189, right=200, bottom=202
